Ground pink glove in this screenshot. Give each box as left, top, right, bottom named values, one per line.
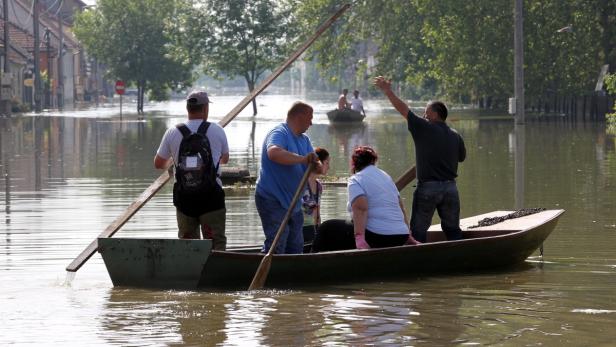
left=355, top=234, right=370, bottom=249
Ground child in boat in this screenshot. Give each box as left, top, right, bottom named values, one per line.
left=302, top=147, right=330, bottom=244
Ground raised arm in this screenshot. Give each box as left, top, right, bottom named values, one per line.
left=373, top=76, right=410, bottom=119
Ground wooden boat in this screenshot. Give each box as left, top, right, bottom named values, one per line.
left=98, top=209, right=564, bottom=290
left=326, top=108, right=365, bottom=122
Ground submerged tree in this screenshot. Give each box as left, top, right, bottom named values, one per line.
left=74, top=0, right=198, bottom=114
left=196, top=0, right=297, bottom=115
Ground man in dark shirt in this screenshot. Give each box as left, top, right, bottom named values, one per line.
left=374, top=76, right=466, bottom=243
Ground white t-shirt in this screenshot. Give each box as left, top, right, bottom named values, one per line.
left=347, top=165, right=408, bottom=235
left=156, top=119, right=229, bottom=186
left=350, top=96, right=364, bottom=112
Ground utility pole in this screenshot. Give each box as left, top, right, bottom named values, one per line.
left=57, top=12, right=64, bottom=109
left=45, top=28, right=51, bottom=108
left=93, top=58, right=98, bottom=107
left=514, top=0, right=524, bottom=124
left=2, top=0, right=8, bottom=73
left=513, top=0, right=525, bottom=214
left=1, top=0, right=11, bottom=115
left=33, top=0, right=42, bottom=112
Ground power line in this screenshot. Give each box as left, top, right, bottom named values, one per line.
left=40, top=0, right=62, bottom=17
left=10, top=0, right=35, bottom=30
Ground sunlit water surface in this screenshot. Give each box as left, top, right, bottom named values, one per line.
left=1, top=93, right=615, bottom=346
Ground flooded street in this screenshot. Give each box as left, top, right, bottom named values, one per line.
left=1, top=94, right=616, bottom=346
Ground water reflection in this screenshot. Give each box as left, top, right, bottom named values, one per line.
left=512, top=123, right=526, bottom=209
left=1, top=118, right=11, bottom=224
left=98, top=283, right=477, bottom=345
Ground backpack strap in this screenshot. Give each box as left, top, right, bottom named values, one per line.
left=176, top=123, right=192, bottom=138
left=195, top=121, right=221, bottom=175
left=196, top=121, right=211, bottom=135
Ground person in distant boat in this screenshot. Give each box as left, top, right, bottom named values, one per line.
left=255, top=101, right=321, bottom=254
left=374, top=76, right=466, bottom=243
left=154, top=90, right=230, bottom=250
left=338, top=88, right=351, bottom=110
left=312, top=146, right=419, bottom=252
left=301, top=147, right=330, bottom=243
left=350, top=90, right=366, bottom=116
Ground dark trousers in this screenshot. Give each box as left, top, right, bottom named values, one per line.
left=255, top=192, right=304, bottom=254
left=410, top=181, right=462, bottom=243
left=312, top=219, right=409, bottom=252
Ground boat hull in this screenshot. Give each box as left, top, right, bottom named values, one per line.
left=98, top=210, right=564, bottom=290
left=327, top=108, right=365, bottom=122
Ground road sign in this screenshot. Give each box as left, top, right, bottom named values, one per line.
left=115, top=80, right=125, bottom=95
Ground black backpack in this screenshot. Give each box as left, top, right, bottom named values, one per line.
left=173, top=122, right=223, bottom=217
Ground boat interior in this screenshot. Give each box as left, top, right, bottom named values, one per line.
left=222, top=210, right=562, bottom=253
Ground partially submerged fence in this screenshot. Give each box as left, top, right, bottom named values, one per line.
left=529, top=93, right=615, bottom=121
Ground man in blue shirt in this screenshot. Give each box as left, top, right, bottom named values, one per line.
left=255, top=101, right=319, bottom=254
left=374, top=76, right=466, bottom=243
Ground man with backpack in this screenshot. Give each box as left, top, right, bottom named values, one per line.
left=154, top=90, right=230, bottom=250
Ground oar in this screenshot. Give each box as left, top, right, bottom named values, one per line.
left=65, top=166, right=173, bottom=272
left=65, top=4, right=351, bottom=273
left=394, top=165, right=417, bottom=227
left=248, top=161, right=315, bottom=290
left=395, top=165, right=417, bottom=192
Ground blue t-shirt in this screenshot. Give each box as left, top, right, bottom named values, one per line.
left=256, top=123, right=314, bottom=212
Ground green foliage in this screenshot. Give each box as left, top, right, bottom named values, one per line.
left=605, top=73, right=616, bottom=131
left=196, top=0, right=297, bottom=92
left=606, top=74, right=616, bottom=94
left=296, top=0, right=616, bottom=106
left=73, top=0, right=198, bottom=104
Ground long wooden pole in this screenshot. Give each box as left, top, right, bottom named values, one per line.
left=395, top=165, right=416, bottom=192
left=248, top=162, right=315, bottom=290
left=66, top=3, right=352, bottom=273
left=219, top=3, right=350, bottom=127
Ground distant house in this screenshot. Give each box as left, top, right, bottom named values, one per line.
left=2, top=0, right=95, bottom=110
left=0, top=19, right=31, bottom=107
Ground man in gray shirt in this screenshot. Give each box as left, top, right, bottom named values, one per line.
left=154, top=91, right=229, bottom=250
left=374, top=76, right=466, bottom=243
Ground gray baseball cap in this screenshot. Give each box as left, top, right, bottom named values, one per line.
left=186, top=90, right=212, bottom=105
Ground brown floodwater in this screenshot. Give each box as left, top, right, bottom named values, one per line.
left=1, top=94, right=615, bottom=346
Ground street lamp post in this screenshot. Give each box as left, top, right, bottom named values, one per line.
left=57, top=13, right=64, bottom=110
left=45, top=28, right=51, bottom=109
left=33, top=0, right=42, bottom=112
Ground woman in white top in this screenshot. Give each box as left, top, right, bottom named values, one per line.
left=312, top=146, right=419, bottom=252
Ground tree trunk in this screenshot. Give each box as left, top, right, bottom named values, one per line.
left=136, top=81, right=142, bottom=114
left=247, top=79, right=257, bottom=116
left=137, top=80, right=146, bottom=115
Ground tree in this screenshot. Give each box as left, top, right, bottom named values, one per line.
left=296, top=0, right=616, bottom=108
left=196, top=0, right=297, bottom=115
left=74, top=0, right=198, bottom=114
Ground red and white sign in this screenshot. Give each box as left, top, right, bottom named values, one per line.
left=115, top=80, right=125, bottom=95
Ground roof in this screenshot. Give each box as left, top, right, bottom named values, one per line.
left=0, top=18, right=58, bottom=57
left=11, top=0, right=79, bottom=49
